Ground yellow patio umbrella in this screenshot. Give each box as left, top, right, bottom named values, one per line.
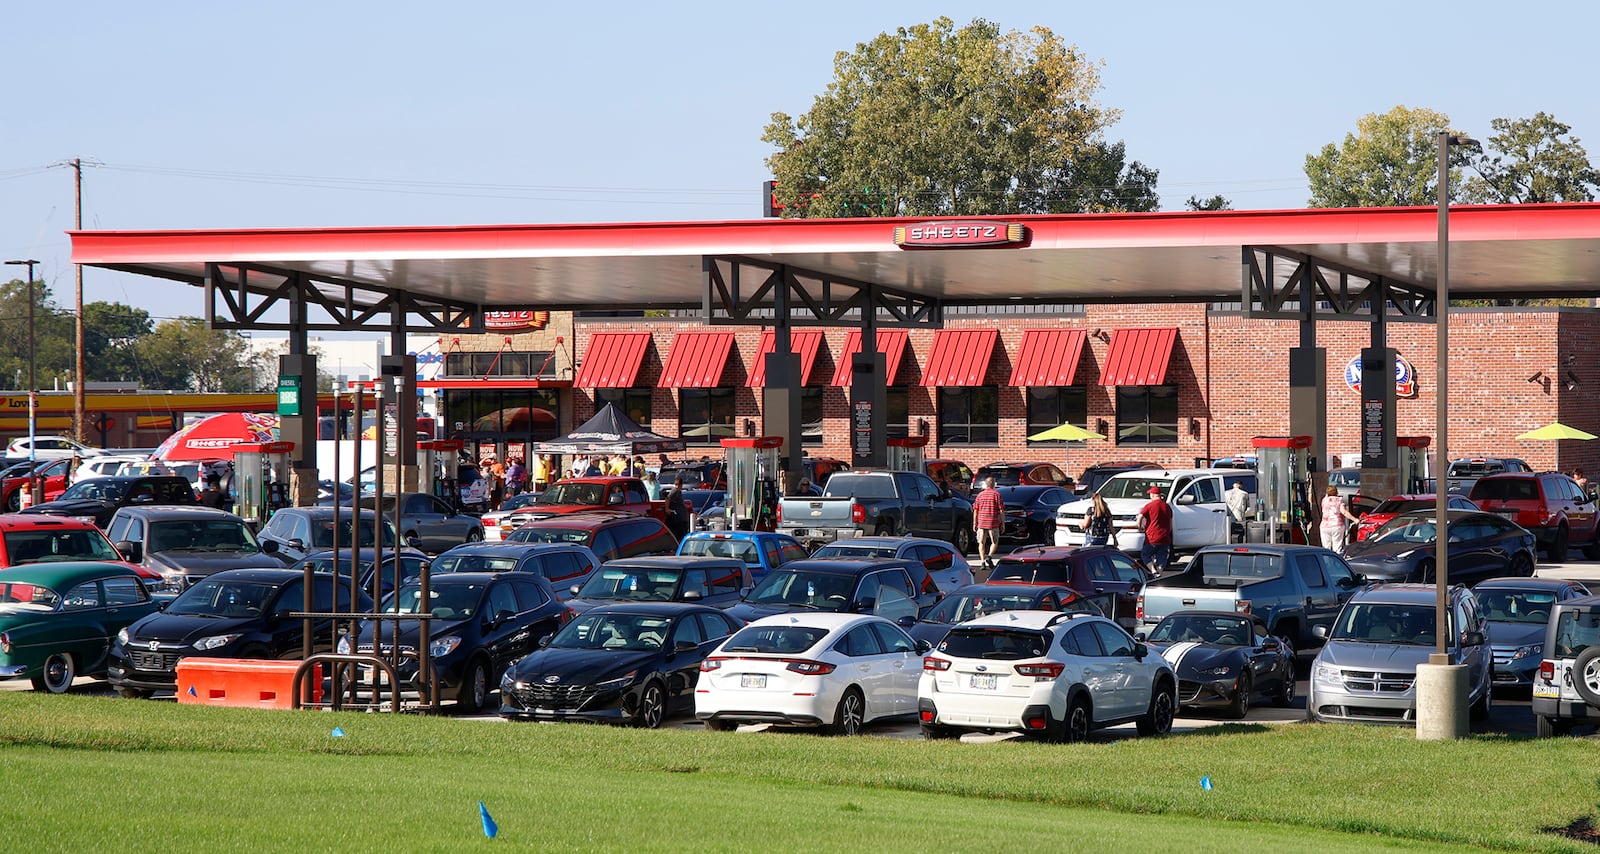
left=1026, top=423, right=1107, bottom=442
left=1516, top=422, right=1598, bottom=441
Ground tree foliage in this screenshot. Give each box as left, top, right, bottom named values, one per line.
left=1185, top=194, right=1232, bottom=211
left=1460, top=112, right=1600, bottom=203
left=1304, top=105, right=1460, bottom=208
left=134, top=317, right=258, bottom=392
left=763, top=17, right=1153, bottom=217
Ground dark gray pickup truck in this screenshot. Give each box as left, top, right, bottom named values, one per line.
left=1135, top=543, right=1365, bottom=656
left=776, top=470, right=974, bottom=554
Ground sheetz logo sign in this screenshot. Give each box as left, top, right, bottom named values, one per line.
left=484, top=311, right=551, bottom=331
left=894, top=220, right=1027, bottom=248
left=1344, top=354, right=1418, bottom=398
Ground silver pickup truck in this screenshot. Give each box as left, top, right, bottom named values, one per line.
left=776, top=470, right=973, bottom=553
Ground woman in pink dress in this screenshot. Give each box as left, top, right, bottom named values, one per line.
left=1319, top=485, right=1360, bottom=554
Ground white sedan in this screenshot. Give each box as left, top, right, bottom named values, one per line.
left=917, top=610, right=1176, bottom=742
left=695, top=613, right=929, bottom=735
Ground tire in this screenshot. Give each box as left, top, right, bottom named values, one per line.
left=1585, top=531, right=1600, bottom=561
left=466, top=528, right=484, bottom=543
left=1228, top=672, right=1252, bottom=719
left=3, top=490, right=17, bottom=512
left=875, top=521, right=896, bottom=538
left=828, top=688, right=865, bottom=736
left=1136, top=680, right=1176, bottom=737
left=30, top=652, right=75, bottom=694
left=1274, top=667, right=1296, bottom=708
left=1548, top=525, right=1570, bottom=562
left=1509, top=553, right=1534, bottom=578
left=1536, top=715, right=1572, bottom=738
left=1571, top=647, right=1600, bottom=707
left=703, top=717, right=735, bottom=732
left=950, top=526, right=972, bottom=555
left=116, top=686, right=152, bottom=700
left=1416, top=560, right=1435, bottom=584
left=636, top=681, right=666, bottom=729
left=457, top=657, right=490, bottom=714
left=1469, top=681, right=1492, bottom=722
left=404, top=532, right=422, bottom=549
left=1064, top=695, right=1092, bottom=743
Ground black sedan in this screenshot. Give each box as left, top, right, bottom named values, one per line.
left=1141, top=611, right=1294, bottom=717
left=343, top=571, right=569, bottom=713
left=1343, top=509, right=1537, bottom=585
left=499, top=602, right=740, bottom=727
left=995, top=485, right=1077, bottom=545
left=907, top=583, right=1100, bottom=647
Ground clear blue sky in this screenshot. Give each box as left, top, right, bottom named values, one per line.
left=6, top=1, right=1597, bottom=319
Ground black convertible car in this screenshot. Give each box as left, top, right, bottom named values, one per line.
left=1140, top=611, right=1294, bottom=718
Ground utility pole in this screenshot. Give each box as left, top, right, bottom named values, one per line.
left=71, top=158, right=86, bottom=444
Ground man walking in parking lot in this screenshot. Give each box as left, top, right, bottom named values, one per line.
left=973, top=476, right=1004, bottom=571
left=1138, top=485, right=1173, bottom=573
left=1226, top=480, right=1251, bottom=542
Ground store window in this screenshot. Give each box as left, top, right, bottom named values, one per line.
left=1116, top=386, right=1179, bottom=445
left=1026, top=387, right=1088, bottom=446
left=443, top=389, right=561, bottom=442
left=886, top=387, right=909, bottom=439
left=444, top=351, right=557, bottom=378
left=799, top=388, right=825, bottom=439
left=680, top=388, right=736, bottom=444
left=595, top=388, right=653, bottom=427
left=937, top=386, right=998, bottom=446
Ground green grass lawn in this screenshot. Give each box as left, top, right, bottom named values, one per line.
left=2, top=693, right=1598, bottom=852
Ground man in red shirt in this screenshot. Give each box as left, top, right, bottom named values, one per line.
left=1137, top=485, right=1174, bottom=573
left=972, top=476, right=1004, bottom=570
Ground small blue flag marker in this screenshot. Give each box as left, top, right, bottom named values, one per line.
left=479, top=802, right=498, bottom=839
left=331, top=727, right=346, bottom=738
left=1200, top=775, right=1214, bottom=791
left=187, top=685, right=196, bottom=697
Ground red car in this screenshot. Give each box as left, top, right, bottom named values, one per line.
left=1469, top=472, right=1600, bottom=561
left=1353, top=493, right=1478, bottom=542
left=0, top=513, right=160, bottom=583
left=1, top=458, right=72, bottom=512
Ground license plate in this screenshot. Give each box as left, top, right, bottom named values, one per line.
left=1496, top=511, right=1518, bottom=522
left=969, top=673, right=999, bottom=690
left=740, top=674, right=767, bottom=689
left=790, top=529, right=809, bottom=538
left=1533, top=682, right=1560, bottom=698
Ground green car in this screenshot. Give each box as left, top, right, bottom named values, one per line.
left=0, top=562, right=159, bottom=693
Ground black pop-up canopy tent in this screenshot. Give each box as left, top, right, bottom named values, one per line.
left=530, top=403, right=685, bottom=456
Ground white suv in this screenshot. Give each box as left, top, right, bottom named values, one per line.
left=1055, top=468, right=1258, bottom=552
left=1532, top=594, right=1600, bottom=736
left=917, top=611, right=1176, bottom=742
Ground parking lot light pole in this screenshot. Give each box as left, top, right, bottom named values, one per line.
left=4, top=260, right=39, bottom=504
left=1417, top=133, right=1478, bottom=741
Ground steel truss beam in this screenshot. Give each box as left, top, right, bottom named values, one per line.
left=202, top=262, right=500, bottom=333
left=1241, top=246, right=1436, bottom=323
left=702, top=255, right=944, bottom=328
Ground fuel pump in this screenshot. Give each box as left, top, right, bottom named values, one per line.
left=1397, top=436, right=1431, bottom=494
left=720, top=437, right=782, bottom=531
left=418, top=439, right=463, bottom=505
left=1251, top=436, right=1313, bottom=544
left=233, top=441, right=295, bottom=528
left=887, top=436, right=928, bottom=474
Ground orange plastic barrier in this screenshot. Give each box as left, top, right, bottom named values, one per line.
left=175, top=658, right=322, bottom=709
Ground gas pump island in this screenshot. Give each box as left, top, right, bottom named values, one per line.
left=719, top=437, right=783, bottom=531
left=233, top=441, right=295, bottom=527
left=886, top=436, right=928, bottom=475
left=1251, top=436, right=1313, bottom=545
left=418, top=439, right=463, bottom=507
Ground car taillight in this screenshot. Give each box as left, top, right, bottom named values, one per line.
left=1236, top=599, right=1251, bottom=614
left=924, top=657, right=952, bottom=671
left=919, top=709, right=935, bottom=723
left=775, top=504, right=782, bottom=524
left=700, top=657, right=727, bottom=672
left=1024, top=713, right=1050, bottom=730
left=1015, top=662, right=1065, bottom=678
left=1539, top=660, right=1555, bottom=681
left=785, top=659, right=837, bottom=675
left=1136, top=593, right=1144, bottom=622
left=851, top=503, right=865, bottom=524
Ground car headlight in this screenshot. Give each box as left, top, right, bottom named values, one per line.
left=595, top=670, right=637, bottom=692
left=116, top=627, right=130, bottom=646
left=1199, top=665, right=1232, bottom=677
left=1312, top=662, right=1343, bottom=688
left=500, top=672, right=517, bottom=692
left=429, top=636, right=462, bottom=657
left=72, top=515, right=99, bottom=526
left=336, top=636, right=352, bottom=655
left=193, top=633, right=242, bottom=651
left=1388, top=550, right=1418, bottom=562
left=1511, top=643, right=1542, bottom=661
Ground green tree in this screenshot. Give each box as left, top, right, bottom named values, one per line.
left=0, top=277, right=73, bottom=391
left=1304, top=105, right=1459, bottom=207
left=82, top=301, right=153, bottom=382
left=135, top=317, right=257, bottom=392
left=1185, top=194, right=1232, bottom=211
left=763, top=17, right=1144, bottom=217
left=1460, top=112, right=1600, bottom=203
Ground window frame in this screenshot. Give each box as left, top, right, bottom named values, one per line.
left=1114, top=385, right=1180, bottom=446
left=937, top=385, right=999, bottom=446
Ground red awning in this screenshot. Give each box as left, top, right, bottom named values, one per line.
left=1099, top=327, right=1179, bottom=386
left=571, top=331, right=651, bottom=388
left=747, top=329, right=825, bottom=387
left=830, top=329, right=910, bottom=386
left=1009, top=329, right=1087, bottom=387
left=921, top=329, right=998, bottom=387
left=658, top=330, right=737, bottom=388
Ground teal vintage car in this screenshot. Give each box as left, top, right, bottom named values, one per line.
left=0, top=562, right=159, bottom=692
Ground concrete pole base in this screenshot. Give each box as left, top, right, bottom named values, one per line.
left=1415, top=662, right=1468, bottom=740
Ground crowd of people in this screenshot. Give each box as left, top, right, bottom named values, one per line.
left=470, top=452, right=673, bottom=511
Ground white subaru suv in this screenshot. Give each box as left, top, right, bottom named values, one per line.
left=917, top=610, right=1176, bottom=742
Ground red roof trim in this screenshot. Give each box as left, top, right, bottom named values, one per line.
left=417, top=378, right=572, bottom=389
left=1010, top=329, right=1087, bottom=387
left=658, top=331, right=736, bottom=389
left=831, top=330, right=910, bottom=387
left=921, top=329, right=999, bottom=387
left=1098, top=328, right=1179, bottom=386
left=572, top=332, right=651, bottom=388
left=747, top=329, right=825, bottom=388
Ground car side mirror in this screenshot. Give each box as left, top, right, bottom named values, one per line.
left=1132, top=642, right=1148, bottom=660
left=897, top=615, right=916, bottom=627
left=260, top=540, right=279, bottom=555
left=682, top=589, right=702, bottom=600
left=491, top=609, right=516, bottom=628
left=287, top=539, right=304, bottom=552
left=1260, top=638, right=1282, bottom=652
left=1313, top=624, right=1330, bottom=639
left=537, top=635, right=551, bottom=648
left=673, top=640, right=697, bottom=653
left=1175, top=494, right=1196, bottom=505
left=855, top=598, right=876, bottom=613
left=1463, top=630, right=1486, bottom=646
left=916, top=639, right=933, bottom=654
left=569, top=585, right=582, bottom=597
left=114, top=540, right=142, bottom=563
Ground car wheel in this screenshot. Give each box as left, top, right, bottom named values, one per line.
left=1571, top=647, right=1600, bottom=707
left=1549, top=525, right=1570, bottom=562
left=703, top=717, right=735, bottom=732
left=1508, top=553, right=1534, bottom=578
left=828, top=687, right=865, bottom=736
left=3, top=490, right=17, bottom=512
left=1136, top=680, right=1175, bottom=736
left=1228, top=672, right=1252, bottom=719
left=1274, top=669, right=1296, bottom=708
left=116, top=686, right=152, bottom=700
left=31, top=652, right=75, bottom=694
left=874, top=521, right=895, bottom=538
left=404, top=532, right=422, bottom=549
left=1416, top=559, right=1435, bottom=584
left=1469, top=681, right=1492, bottom=722
left=458, top=657, right=490, bottom=714
left=1585, top=532, right=1600, bottom=561
left=1064, top=695, right=1092, bottom=743
left=636, top=681, right=666, bottom=729
left=1536, top=715, right=1572, bottom=738
left=466, top=528, right=484, bottom=543
left=951, top=526, right=972, bottom=555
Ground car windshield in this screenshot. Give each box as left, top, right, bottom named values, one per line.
left=310, top=518, right=396, bottom=548
left=1330, top=602, right=1437, bottom=644
left=149, top=519, right=258, bottom=552
left=390, top=583, right=484, bottom=618
left=1149, top=614, right=1254, bottom=645
left=987, top=560, right=1069, bottom=585
left=812, top=544, right=898, bottom=560
left=4, top=529, right=122, bottom=564
left=924, top=591, right=1048, bottom=624
left=496, top=493, right=538, bottom=513
left=505, top=526, right=590, bottom=545
left=1369, top=517, right=1440, bottom=545
left=432, top=554, right=521, bottom=574
left=1099, top=477, right=1170, bottom=500
left=537, top=483, right=606, bottom=506
left=820, top=475, right=896, bottom=499
left=720, top=623, right=827, bottom=654
left=938, top=627, right=1050, bottom=660
left=679, top=537, right=757, bottom=563
left=745, top=570, right=855, bottom=611
left=0, top=581, right=61, bottom=611
left=59, top=479, right=130, bottom=501
left=576, top=567, right=682, bottom=601
left=1477, top=589, right=1559, bottom=624
left=550, top=612, right=674, bottom=650
left=166, top=578, right=279, bottom=617
left=1469, top=478, right=1539, bottom=501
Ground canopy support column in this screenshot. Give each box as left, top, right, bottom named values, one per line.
left=280, top=271, right=318, bottom=507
